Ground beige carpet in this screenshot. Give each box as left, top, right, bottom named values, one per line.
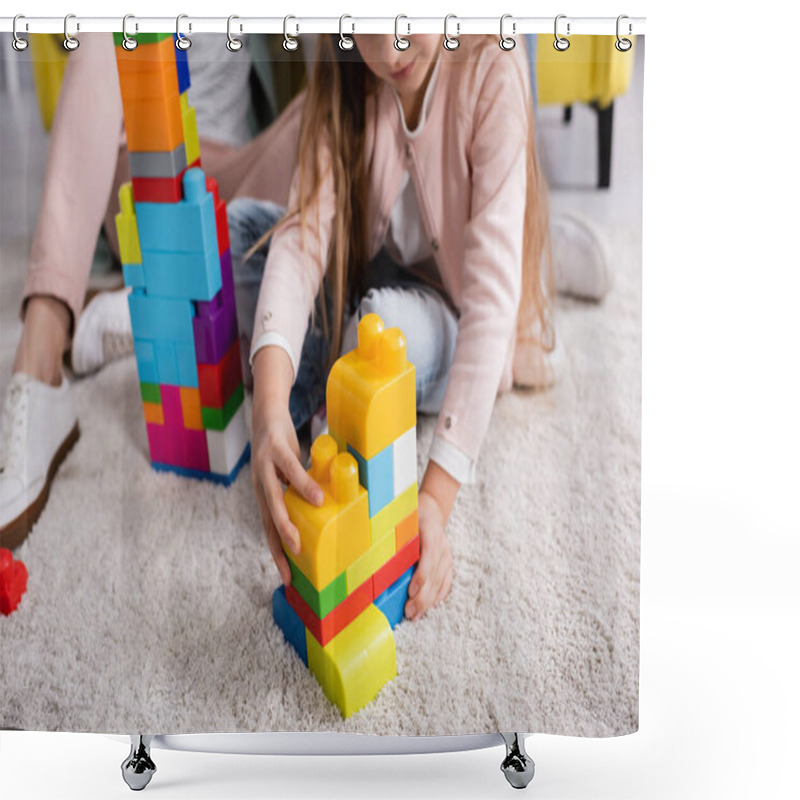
left=0, top=226, right=640, bottom=736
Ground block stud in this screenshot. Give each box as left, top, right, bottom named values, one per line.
left=357, top=313, right=384, bottom=359
left=378, top=327, right=407, bottom=375
left=310, top=434, right=338, bottom=483
left=330, top=453, right=360, bottom=503
left=182, top=167, right=206, bottom=203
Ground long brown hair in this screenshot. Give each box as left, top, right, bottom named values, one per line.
left=249, top=34, right=553, bottom=367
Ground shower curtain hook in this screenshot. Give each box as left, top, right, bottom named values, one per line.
left=338, top=14, right=355, bottom=50
left=394, top=15, right=410, bottom=51
left=283, top=15, right=299, bottom=51
left=11, top=14, right=28, bottom=52
left=554, top=14, right=571, bottom=51
left=443, top=14, right=460, bottom=51
left=226, top=15, right=243, bottom=52
left=176, top=14, right=192, bottom=50
left=121, top=14, right=138, bottom=50
left=63, top=14, right=80, bottom=51
left=615, top=15, right=632, bottom=52
left=499, top=14, right=516, bottom=51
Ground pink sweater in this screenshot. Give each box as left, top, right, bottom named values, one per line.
left=254, top=38, right=535, bottom=464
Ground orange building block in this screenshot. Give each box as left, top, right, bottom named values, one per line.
left=284, top=435, right=371, bottom=591
left=327, top=314, right=416, bottom=460
left=179, top=387, right=203, bottom=430
left=395, top=508, right=419, bottom=550
left=116, top=39, right=183, bottom=153
left=142, top=401, right=164, bottom=425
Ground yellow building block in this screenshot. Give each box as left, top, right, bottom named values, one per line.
left=180, top=387, right=203, bottom=431
left=306, top=603, right=397, bottom=718
left=284, top=435, right=371, bottom=591
left=327, top=314, right=416, bottom=461
left=345, top=530, right=396, bottom=594
left=115, top=183, right=142, bottom=265
left=370, top=483, right=418, bottom=545
left=181, top=93, right=201, bottom=166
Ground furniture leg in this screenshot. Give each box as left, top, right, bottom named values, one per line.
left=121, top=735, right=156, bottom=791
left=595, top=100, right=614, bottom=188
left=500, top=732, right=535, bottom=789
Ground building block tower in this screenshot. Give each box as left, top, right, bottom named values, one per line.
left=113, top=32, right=249, bottom=484
left=272, top=314, right=420, bottom=717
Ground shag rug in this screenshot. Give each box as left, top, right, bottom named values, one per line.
left=0, top=226, right=640, bottom=736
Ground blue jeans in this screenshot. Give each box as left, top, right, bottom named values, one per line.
left=227, top=198, right=458, bottom=431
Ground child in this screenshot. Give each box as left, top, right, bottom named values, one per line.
left=235, top=34, right=554, bottom=621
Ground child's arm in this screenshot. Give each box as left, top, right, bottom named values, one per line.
left=251, top=345, right=324, bottom=586
left=406, top=462, right=459, bottom=620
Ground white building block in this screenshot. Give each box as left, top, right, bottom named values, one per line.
left=392, top=426, right=417, bottom=497
left=207, top=403, right=248, bottom=477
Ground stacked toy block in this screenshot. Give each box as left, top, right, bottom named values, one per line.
left=113, top=33, right=248, bottom=484
left=272, top=314, right=420, bottom=717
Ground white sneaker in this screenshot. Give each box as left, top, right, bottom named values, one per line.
left=551, top=212, right=612, bottom=301
left=70, top=287, right=134, bottom=375
left=0, top=373, right=80, bottom=550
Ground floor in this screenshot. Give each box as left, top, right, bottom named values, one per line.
left=0, top=40, right=643, bottom=736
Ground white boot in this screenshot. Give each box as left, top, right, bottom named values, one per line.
left=551, top=211, right=612, bottom=301
left=0, top=373, right=80, bottom=549
left=70, top=287, right=134, bottom=375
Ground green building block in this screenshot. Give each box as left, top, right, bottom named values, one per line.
left=289, top=558, right=347, bottom=619
left=113, top=31, right=173, bottom=47
left=139, top=382, right=161, bottom=404
left=201, top=384, right=244, bottom=431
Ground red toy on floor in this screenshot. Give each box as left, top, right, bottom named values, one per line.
left=0, top=548, right=28, bottom=615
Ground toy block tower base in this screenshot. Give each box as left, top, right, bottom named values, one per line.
left=114, top=33, right=249, bottom=485
left=272, top=315, right=420, bottom=718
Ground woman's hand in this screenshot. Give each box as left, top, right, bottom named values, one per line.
left=405, top=461, right=458, bottom=620
left=251, top=346, right=323, bottom=585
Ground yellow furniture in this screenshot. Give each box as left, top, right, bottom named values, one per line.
left=29, top=35, right=68, bottom=132
left=536, top=35, right=636, bottom=188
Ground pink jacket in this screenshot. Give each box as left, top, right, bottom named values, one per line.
left=255, top=38, right=534, bottom=463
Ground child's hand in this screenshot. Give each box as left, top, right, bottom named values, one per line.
left=251, top=347, right=323, bottom=586
left=405, top=489, right=454, bottom=620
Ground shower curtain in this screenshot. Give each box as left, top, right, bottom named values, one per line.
left=0, top=28, right=641, bottom=738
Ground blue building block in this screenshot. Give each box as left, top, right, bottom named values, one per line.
left=348, top=442, right=394, bottom=517
left=152, top=442, right=251, bottom=486
left=135, top=169, right=217, bottom=255
left=154, top=341, right=179, bottom=386
left=128, top=292, right=195, bottom=344
left=175, top=341, right=199, bottom=387
left=374, top=565, right=416, bottom=630
left=173, top=36, right=191, bottom=94
left=122, top=262, right=145, bottom=289
left=272, top=583, right=308, bottom=666
left=140, top=247, right=221, bottom=302
left=134, top=339, right=158, bottom=385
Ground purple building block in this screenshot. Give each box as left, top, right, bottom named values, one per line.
left=196, top=249, right=233, bottom=317
left=193, top=298, right=238, bottom=365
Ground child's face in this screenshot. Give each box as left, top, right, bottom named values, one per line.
left=354, top=35, right=440, bottom=101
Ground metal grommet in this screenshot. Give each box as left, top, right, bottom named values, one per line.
left=443, top=14, right=460, bottom=51
left=338, top=14, right=355, bottom=51
left=499, top=14, right=516, bottom=51
left=12, top=14, right=29, bottom=52
left=176, top=14, right=192, bottom=50
left=283, top=15, right=299, bottom=51
left=394, top=15, right=410, bottom=51
left=554, top=14, right=570, bottom=51
left=121, top=14, right=138, bottom=50
left=226, top=15, right=243, bottom=52
left=615, top=14, right=632, bottom=52
left=63, top=14, right=80, bottom=51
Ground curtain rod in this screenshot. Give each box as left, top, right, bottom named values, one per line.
left=0, top=16, right=646, bottom=36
